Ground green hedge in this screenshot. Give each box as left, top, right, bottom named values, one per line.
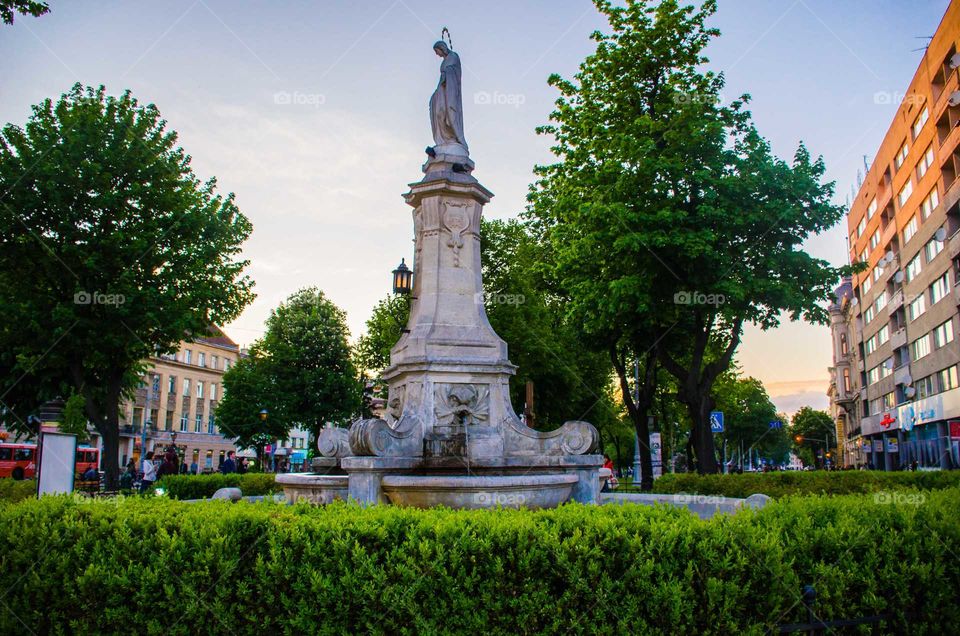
left=155, top=473, right=280, bottom=499
left=0, top=478, right=35, bottom=503
left=651, top=470, right=960, bottom=498
left=1, top=489, right=957, bottom=634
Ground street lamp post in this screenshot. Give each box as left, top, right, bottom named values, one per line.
left=259, top=409, right=271, bottom=472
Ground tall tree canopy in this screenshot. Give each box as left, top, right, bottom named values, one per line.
left=790, top=406, right=836, bottom=467
left=0, top=84, right=255, bottom=487
left=528, top=0, right=850, bottom=475
left=1, top=0, right=48, bottom=24
left=219, top=288, right=361, bottom=453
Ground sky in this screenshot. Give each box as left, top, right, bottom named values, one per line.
left=0, top=0, right=951, bottom=417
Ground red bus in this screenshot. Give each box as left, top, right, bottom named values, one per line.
left=0, top=443, right=100, bottom=480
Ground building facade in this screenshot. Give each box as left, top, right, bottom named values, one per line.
left=832, top=1, right=960, bottom=470
left=89, top=327, right=244, bottom=471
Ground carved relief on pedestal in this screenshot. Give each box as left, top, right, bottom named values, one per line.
left=441, top=200, right=472, bottom=267
left=386, top=385, right=405, bottom=424
left=434, top=383, right=490, bottom=428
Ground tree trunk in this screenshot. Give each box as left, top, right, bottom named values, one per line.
left=683, top=393, right=718, bottom=475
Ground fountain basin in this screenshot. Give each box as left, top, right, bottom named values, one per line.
left=381, top=473, right=578, bottom=509
left=276, top=473, right=348, bottom=505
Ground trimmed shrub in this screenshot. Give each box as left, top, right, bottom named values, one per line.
left=651, top=470, right=960, bottom=498
left=0, top=478, right=35, bottom=503
left=0, top=489, right=957, bottom=633
left=155, top=473, right=280, bottom=499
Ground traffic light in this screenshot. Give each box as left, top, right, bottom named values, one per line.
left=794, top=434, right=804, bottom=444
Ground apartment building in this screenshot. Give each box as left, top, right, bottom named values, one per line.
left=90, top=327, right=244, bottom=471
left=831, top=1, right=960, bottom=470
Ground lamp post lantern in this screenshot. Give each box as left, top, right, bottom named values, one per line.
left=392, top=258, right=412, bottom=295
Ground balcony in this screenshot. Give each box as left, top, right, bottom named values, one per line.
left=950, top=228, right=960, bottom=259
left=887, top=289, right=904, bottom=314
left=890, top=327, right=908, bottom=350
left=894, top=363, right=913, bottom=386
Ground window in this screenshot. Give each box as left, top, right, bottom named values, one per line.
left=895, top=141, right=909, bottom=169
left=920, top=188, right=939, bottom=219
left=872, top=266, right=882, bottom=282
left=870, top=229, right=881, bottom=250
left=212, top=355, right=218, bottom=370
left=180, top=413, right=188, bottom=432
left=208, top=415, right=216, bottom=434
left=882, top=392, right=896, bottom=409
left=903, top=215, right=918, bottom=243
left=911, top=333, right=931, bottom=360
left=184, top=349, right=192, bottom=364
left=869, top=397, right=883, bottom=415
left=913, top=107, right=929, bottom=139
left=842, top=368, right=851, bottom=392
left=864, top=304, right=875, bottom=323
left=905, top=254, right=922, bottom=282
left=938, top=365, right=959, bottom=391
left=165, top=411, right=174, bottom=431
left=874, top=290, right=888, bottom=313
left=865, top=334, right=877, bottom=355
left=881, top=359, right=894, bottom=379
left=183, top=378, right=190, bottom=395
left=930, top=272, right=950, bottom=304
left=917, top=145, right=935, bottom=178
left=867, top=198, right=878, bottom=219
left=840, top=334, right=849, bottom=355
left=925, top=236, right=944, bottom=261
left=867, top=366, right=880, bottom=385
left=168, top=375, right=177, bottom=394
left=196, top=381, right=204, bottom=399
left=933, top=319, right=954, bottom=348
left=857, top=216, right=867, bottom=237
left=198, top=352, right=206, bottom=367
left=210, top=383, right=217, bottom=401
left=14, top=448, right=34, bottom=461
left=907, top=293, right=926, bottom=321
left=863, top=276, right=873, bottom=294
left=898, top=180, right=914, bottom=207
left=224, top=359, right=231, bottom=371
left=194, top=414, right=202, bottom=433
left=860, top=247, right=868, bottom=263
left=877, top=324, right=890, bottom=346
left=916, top=375, right=935, bottom=399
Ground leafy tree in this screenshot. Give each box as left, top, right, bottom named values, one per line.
left=219, top=288, right=361, bottom=454
left=1, top=0, right=48, bottom=24
left=528, top=0, right=851, bottom=475
left=215, top=352, right=288, bottom=465
left=354, top=294, right=410, bottom=378
left=59, top=393, right=90, bottom=441
left=791, top=406, right=836, bottom=468
left=711, top=370, right=789, bottom=467
left=0, top=84, right=254, bottom=488
left=258, top=288, right=362, bottom=444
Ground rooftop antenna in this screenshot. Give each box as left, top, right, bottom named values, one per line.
left=912, top=35, right=933, bottom=52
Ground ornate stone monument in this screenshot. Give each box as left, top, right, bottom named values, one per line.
left=279, top=37, right=602, bottom=509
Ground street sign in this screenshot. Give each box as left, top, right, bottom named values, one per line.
left=769, top=420, right=783, bottom=429
left=710, top=411, right=724, bottom=433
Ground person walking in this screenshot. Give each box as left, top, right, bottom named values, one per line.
left=236, top=457, right=247, bottom=475
left=140, top=451, right=157, bottom=494
left=157, top=451, right=178, bottom=479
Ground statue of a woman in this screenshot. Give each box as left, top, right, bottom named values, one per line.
left=429, top=41, right=469, bottom=157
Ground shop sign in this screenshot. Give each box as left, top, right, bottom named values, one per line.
left=873, top=440, right=884, bottom=452
left=885, top=438, right=899, bottom=453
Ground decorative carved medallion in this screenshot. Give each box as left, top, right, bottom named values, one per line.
left=435, top=383, right=489, bottom=428
left=441, top=201, right=471, bottom=266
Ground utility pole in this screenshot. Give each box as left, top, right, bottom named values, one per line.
left=632, top=359, right=641, bottom=483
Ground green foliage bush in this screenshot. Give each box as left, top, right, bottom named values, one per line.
left=155, top=473, right=279, bottom=499
left=652, top=470, right=960, bottom=498
left=0, top=478, right=35, bottom=503
left=1, top=490, right=957, bottom=634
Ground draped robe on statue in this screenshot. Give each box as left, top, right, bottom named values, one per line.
left=429, top=47, right=468, bottom=155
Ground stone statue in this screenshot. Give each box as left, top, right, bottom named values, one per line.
left=429, top=41, right=468, bottom=158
